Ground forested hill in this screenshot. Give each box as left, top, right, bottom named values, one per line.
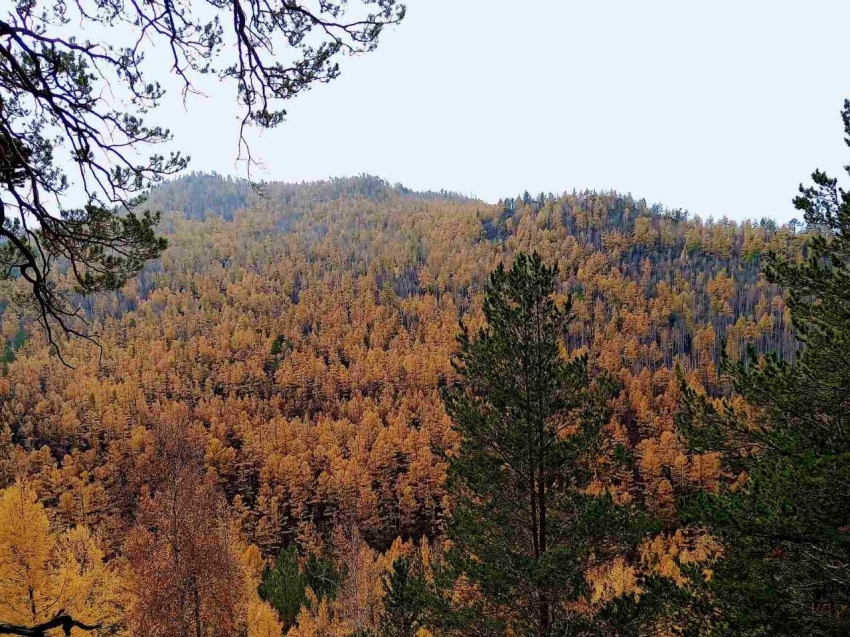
left=0, top=172, right=808, bottom=634
left=144, top=172, right=473, bottom=221
left=144, top=172, right=804, bottom=371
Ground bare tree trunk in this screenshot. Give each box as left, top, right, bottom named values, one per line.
left=538, top=463, right=549, bottom=636
left=194, top=579, right=202, bottom=637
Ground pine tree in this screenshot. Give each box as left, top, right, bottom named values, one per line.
left=259, top=545, right=341, bottom=632
left=440, top=252, right=654, bottom=636
left=678, top=101, right=850, bottom=636
left=259, top=546, right=308, bottom=631
left=379, top=557, right=426, bottom=637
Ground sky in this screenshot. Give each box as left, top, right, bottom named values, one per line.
left=153, top=0, right=850, bottom=222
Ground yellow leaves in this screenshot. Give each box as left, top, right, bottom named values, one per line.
left=332, top=527, right=385, bottom=635
left=680, top=533, right=723, bottom=566
left=707, top=269, right=735, bottom=315
left=382, top=535, right=412, bottom=568
left=51, top=526, right=125, bottom=632
left=241, top=543, right=265, bottom=583
left=0, top=481, right=125, bottom=633
left=640, top=530, right=723, bottom=589
left=641, top=533, right=689, bottom=586
left=586, top=557, right=642, bottom=604
left=0, top=185, right=812, bottom=636
left=289, top=526, right=425, bottom=637
left=58, top=491, right=77, bottom=523
left=0, top=481, right=54, bottom=625
left=636, top=430, right=722, bottom=516
left=632, top=217, right=658, bottom=247
left=247, top=597, right=283, bottom=637
left=602, top=230, right=631, bottom=253
left=584, top=478, right=633, bottom=505
left=689, top=452, right=721, bottom=491
left=287, top=596, right=348, bottom=637
left=585, top=479, right=607, bottom=498
left=129, top=426, right=148, bottom=452
left=418, top=538, right=436, bottom=585
left=450, top=573, right=481, bottom=609
left=692, top=325, right=716, bottom=354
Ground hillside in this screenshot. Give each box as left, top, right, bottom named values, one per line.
left=0, top=173, right=810, bottom=633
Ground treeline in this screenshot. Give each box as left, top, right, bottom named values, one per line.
left=0, top=111, right=846, bottom=636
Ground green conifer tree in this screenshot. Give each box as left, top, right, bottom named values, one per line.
left=379, top=557, right=427, bottom=637
left=440, top=252, right=655, bottom=637
left=678, top=101, right=850, bottom=636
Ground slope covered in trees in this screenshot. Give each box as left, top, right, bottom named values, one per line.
left=1, top=0, right=404, bottom=349
left=0, top=172, right=811, bottom=635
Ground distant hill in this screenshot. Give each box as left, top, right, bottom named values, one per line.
left=143, top=172, right=473, bottom=221
left=141, top=172, right=805, bottom=370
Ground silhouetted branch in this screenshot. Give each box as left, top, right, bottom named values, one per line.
left=0, top=611, right=102, bottom=637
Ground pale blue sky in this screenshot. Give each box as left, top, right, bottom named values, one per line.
left=157, top=0, right=849, bottom=222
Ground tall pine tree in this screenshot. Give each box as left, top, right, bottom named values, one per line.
left=678, top=101, right=850, bottom=636
left=440, top=253, right=654, bottom=637
left=379, top=557, right=427, bottom=637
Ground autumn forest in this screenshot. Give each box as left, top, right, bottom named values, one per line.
left=2, top=0, right=849, bottom=631
left=1, top=140, right=848, bottom=637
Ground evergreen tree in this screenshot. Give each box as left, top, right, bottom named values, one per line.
left=379, top=557, right=427, bottom=637
left=259, top=546, right=307, bottom=631
left=440, top=252, right=654, bottom=637
left=259, top=546, right=341, bottom=631
left=678, top=101, right=850, bottom=636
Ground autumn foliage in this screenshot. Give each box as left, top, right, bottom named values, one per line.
left=0, top=174, right=808, bottom=635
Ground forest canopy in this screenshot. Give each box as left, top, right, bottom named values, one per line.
left=1, top=0, right=847, bottom=630
left=1, top=88, right=849, bottom=637
left=0, top=160, right=825, bottom=635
